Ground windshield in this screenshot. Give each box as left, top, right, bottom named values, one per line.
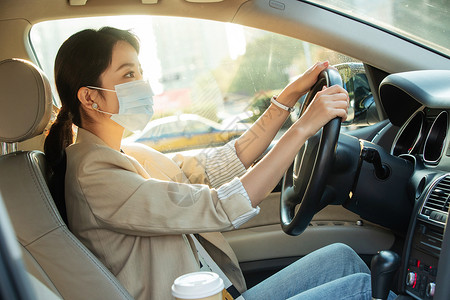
left=306, top=0, right=450, bottom=57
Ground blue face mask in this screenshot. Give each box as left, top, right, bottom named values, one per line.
left=87, top=79, right=154, bottom=132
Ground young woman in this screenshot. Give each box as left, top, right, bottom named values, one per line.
left=44, top=27, right=393, bottom=300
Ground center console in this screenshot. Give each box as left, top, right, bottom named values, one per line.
left=402, top=175, right=449, bottom=299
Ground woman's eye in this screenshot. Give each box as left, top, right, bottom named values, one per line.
left=125, top=71, right=135, bottom=78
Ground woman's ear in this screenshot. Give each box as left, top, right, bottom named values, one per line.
left=77, top=87, right=97, bottom=111
left=77, top=86, right=98, bottom=110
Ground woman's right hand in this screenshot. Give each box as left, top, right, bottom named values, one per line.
left=294, top=84, right=349, bottom=139
left=241, top=75, right=349, bottom=207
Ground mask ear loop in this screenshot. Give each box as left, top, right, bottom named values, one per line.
left=86, top=86, right=116, bottom=93
left=87, top=86, right=116, bottom=116
left=91, top=102, right=114, bottom=116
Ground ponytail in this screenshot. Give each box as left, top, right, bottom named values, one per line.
left=44, top=106, right=74, bottom=169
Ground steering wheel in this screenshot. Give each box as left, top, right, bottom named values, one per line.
left=280, top=68, right=343, bottom=236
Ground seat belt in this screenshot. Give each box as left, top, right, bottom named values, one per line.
left=190, top=234, right=245, bottom=300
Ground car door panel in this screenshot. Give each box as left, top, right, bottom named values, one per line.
left=224, top=192, right=395, bottom=262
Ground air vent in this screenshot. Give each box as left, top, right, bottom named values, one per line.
left=421, top=175, right=450, bottom=225
left=426, top=176, right=450, bottom=212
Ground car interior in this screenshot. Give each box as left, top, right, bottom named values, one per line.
left=0, top=1, right=449, bottom=300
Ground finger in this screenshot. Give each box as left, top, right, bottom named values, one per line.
left=315, top=61, right=329, bottom=73
left=306, top=61, right=329, bottom=78
left=337, top=108, right=348, bottom=122
left=318, top=90, right=349, bottom=105
left=316, top=92, right=349, bottom=104
left=310, top=96, right=348, bottom=118
left=335, top=100, right=350, bottom=111
left=325, top=107, right=348, bottom=122
left=320, top=84, right=348, bottom=95
left=328, top=65, right=338, bottom=72
left=327, top=96, right=350, bottom=106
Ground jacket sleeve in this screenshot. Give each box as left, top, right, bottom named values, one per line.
left=172, top=139, right=247, bottom=188
left=74, top=144, right=257, bottom=237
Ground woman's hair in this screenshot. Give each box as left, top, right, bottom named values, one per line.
left=44, top=27, right=139, bottom=168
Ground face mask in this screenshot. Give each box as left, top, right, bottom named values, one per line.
left=87, top=80, right=154, bottom=132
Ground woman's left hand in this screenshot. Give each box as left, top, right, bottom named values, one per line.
left=276, top=61, right=331, bottom=108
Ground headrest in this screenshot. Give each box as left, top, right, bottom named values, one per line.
left=0, top=59, right=53, bottom=143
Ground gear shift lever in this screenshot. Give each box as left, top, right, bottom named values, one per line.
left=370, top=250, right=400, bottom=300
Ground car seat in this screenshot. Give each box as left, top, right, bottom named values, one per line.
left=0, top=58, right=133, bottom=300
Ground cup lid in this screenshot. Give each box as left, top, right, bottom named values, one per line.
left=171, top=271, right=224, bottom=299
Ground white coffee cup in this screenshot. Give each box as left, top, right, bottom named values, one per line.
left=172, top=271, right=224, bottom=300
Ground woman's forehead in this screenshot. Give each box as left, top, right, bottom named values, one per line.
left=110, top=41, right=140, bottom=70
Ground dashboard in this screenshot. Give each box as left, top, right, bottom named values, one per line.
left=377, top=71, right=450, bottom=300
left=392, top=109, right=448, bottom=165
left=391, top=108, right=449, bottom=299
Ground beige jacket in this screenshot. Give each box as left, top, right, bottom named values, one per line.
left=65, top=128, right=253, bottom=299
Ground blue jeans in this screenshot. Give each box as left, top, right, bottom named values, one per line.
left=242, top=243, right=397, bottom=300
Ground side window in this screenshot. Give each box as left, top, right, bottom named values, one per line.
left=30, top=16, right=368, bottom=153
